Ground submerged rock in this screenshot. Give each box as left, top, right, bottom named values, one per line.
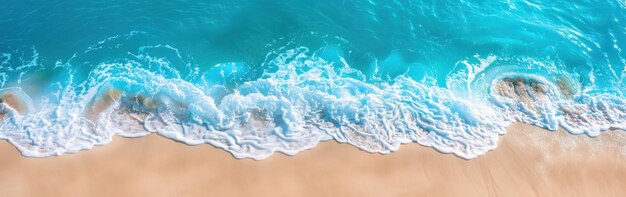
left=84, top=89, right=123, bottom=121
left=493, top=77, right=552, bottom=111
left=0, top=88, right=34, bottom=121
left=556, top=76, right=577, bottom=99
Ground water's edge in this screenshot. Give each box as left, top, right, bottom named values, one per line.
left=1, top=46, right=624, bottom=159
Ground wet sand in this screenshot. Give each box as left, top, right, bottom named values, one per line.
left=0, top=123, right=625, bottom=197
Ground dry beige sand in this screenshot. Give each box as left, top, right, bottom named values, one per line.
left=0, top=123, right=625, bottom=197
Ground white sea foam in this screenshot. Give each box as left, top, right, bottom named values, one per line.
left=0, top=46, right=625, bottom=159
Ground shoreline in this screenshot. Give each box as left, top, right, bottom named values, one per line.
left=1, top=122, right=625, bottom=196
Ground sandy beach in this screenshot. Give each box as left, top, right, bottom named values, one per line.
left=3, top=0, right=626, bottom=196
left=0, top=123, right=624, bottom=197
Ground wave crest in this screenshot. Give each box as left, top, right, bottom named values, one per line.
left=0, top=45, right=624, bottom=159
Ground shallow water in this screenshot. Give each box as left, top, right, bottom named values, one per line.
left=0, top=0, right=625, bottom=159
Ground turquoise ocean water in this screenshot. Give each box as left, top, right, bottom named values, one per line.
left=0, top=0, right=625, bottom=158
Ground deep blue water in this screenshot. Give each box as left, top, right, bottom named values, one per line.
left=0, top=0, right=625, bottom=158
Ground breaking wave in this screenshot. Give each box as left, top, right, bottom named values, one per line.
left=1, top=39, right=624, bottom=159
left=2, top=0, right=626, bottom=159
